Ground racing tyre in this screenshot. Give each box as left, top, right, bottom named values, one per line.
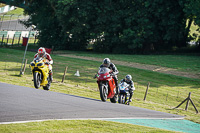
left=110, top=94, right=118, bottom=103
left=33, top=72, right=40, bottom=89
left=43, top=78, right=51, bottom=91
left=118, top=94, right=123, bottom=104
left=99, top=84, right=107, bottom=102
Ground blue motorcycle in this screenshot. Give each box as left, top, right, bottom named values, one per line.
left=118, top=82, right=130, bottom=105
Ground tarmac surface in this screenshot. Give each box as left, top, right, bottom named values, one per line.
left=0, top=82, right=183, bottom=123
left=1, top=82, right=200, bottom=132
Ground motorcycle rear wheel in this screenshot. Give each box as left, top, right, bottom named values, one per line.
left=118, top=94, right=123, bottom=104
left=99, top=84, right=107, bottom=102
left=43, top=78, right=51, bottom=91
left=110, top=94, right=118, bottom=103
left=33, top=72, right=40, bottom=89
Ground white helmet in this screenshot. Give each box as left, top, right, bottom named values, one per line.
left=125, top=74, right=132, bottom=82
left=38, top=47, right=46, bottom=57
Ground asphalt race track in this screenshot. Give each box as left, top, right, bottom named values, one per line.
left=0, top=82, right=184, bottom=123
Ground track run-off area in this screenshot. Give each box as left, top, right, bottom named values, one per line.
left=0, top=82, right=200, bottom=132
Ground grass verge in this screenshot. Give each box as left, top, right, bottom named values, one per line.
left=0, top=120, right=176, bottom=133
left=54, top=50, right=200, bottom=74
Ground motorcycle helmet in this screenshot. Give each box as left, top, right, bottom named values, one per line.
left=38, top=47, right=46, bottom=57
left=125, top=74, right=132, bottom=82
left=103, top=58, right=110, bottom=67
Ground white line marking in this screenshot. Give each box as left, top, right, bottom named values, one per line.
left=0, top=117, right=184, bottom=124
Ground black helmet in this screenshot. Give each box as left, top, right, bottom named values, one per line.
left=125, top=74, right=132, bottom=82
left=103, top=58, right=110, bottom=67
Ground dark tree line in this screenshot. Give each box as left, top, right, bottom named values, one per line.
left=9, top=0, right=200, bottom=53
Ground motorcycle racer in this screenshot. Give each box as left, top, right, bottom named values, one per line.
left=34, top=47, right=53, bottom=82
left=100, top=58, right=119, bottom=94
left=120, top=74, right=135, bottom=102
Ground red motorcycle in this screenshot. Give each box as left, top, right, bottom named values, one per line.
left=96, top=67, right=118, bottom=103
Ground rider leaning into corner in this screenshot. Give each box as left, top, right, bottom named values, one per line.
left=34, top=47, right=53, bottom=82
left=120, top=74, right=135, bottom=102
left=99, top=58, right=119, bottom=94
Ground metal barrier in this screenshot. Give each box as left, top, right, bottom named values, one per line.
left=0, top=31, right=38, bottom=46
left=0, top=15, right=30, bottom=31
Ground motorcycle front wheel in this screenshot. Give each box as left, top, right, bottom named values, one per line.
left=33, top=72, right=40, bottom=89
left=99, top=84, right=107, bottom=102
left=118, top=94, right=123, bottom=104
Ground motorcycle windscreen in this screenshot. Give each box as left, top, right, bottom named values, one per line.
left=98, top=67, right=110, bottom=74
left=119, top=82, right=129, bottom=93
left=34, top=57, right=43, bottom=63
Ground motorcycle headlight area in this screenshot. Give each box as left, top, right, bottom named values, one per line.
left=37, top=63, right=44, bottom=66
left=119, top=87, right=124, bottom=90
left=103, top=75, right=110, bottom=78
left=31, top=63, right=35, bottom=66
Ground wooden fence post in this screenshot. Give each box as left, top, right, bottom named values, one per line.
left=185, top=92, right=191, bottom=111
left=62, top=66, right=68, bottom=83
left=174, top=92, right=198, bottom=113
left=18, top=34, right=21, bottom=46
left=1, top=34, right=4, bottom=45
left=190, top=98, right=199, bottom=113
left=144, top=82, right=150, bottom=101
left=166, top=92, right=168, bottom=101
left=12, top=34, right=15, bottom=46
left=6, top=35, right=9, bottom=45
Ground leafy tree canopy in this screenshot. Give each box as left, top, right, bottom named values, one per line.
left=9, top=0, right=200, bottom=53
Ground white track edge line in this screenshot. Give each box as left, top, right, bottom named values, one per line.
left=0, top=117, right=185, bottom=124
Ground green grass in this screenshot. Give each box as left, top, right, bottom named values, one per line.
left=0, top=7, right=26, bottom=20
left=0, top=47, right=199, bottom=132
left=54, top=50, right=200, bottom=73
left=0, top=120, right=176, bottom=133
left=4, top=7, right=24, bottom=16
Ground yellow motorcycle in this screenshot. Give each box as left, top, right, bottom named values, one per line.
left=30, top=57, right=51, bottom=90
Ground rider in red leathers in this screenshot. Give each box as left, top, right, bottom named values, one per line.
left=34, top=47, right=53, bottom=82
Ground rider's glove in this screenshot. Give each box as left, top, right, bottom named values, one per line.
left=110, top=73, right=115, bottom=77
left=45, top=62, right=50, bottom=65
left=93, top=74, right=97, bottom=79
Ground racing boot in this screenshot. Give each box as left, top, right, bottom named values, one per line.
left=114, top=77, right=119, bottom=94
left=49, top=71, right=53, bottom=83
left=129, top=92, right=133, bottom=102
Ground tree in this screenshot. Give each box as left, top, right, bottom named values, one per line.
left=10, top=0, right=200, bottom=53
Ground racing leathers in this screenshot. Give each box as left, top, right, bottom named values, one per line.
left=100, top=63, right=119, bottom=94
left=120, top=79, right=135, bottom=101
left=34, top=53, right=53, bottom=82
